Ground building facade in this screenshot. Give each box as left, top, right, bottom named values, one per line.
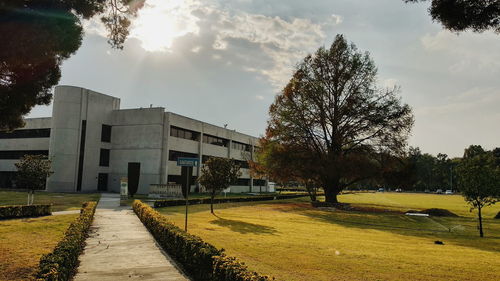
left=0, top=85, right=268, bottom=194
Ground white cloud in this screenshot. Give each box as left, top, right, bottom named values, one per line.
left=421, top=31, right=500, bottom=75
left=255, top=95, right=264, bottom=100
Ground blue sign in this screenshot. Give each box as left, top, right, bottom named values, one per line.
left=177, top=157, right=199, bottom=167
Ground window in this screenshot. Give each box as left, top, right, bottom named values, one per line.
left=234, top=159, right=249, bottom=169
left=232, top=141, right=251, bottom=151
left=234, top=178, right=250, bottom=186
left=170, top=126, right=200, bottom=141
left=168, top=150, right=198, bottom=161
left=254, top=179, right=266, bottom=186
left=0, top=150, right=48, bottom=160
left=0, top=128, right=50, bottom=139
left=99, top=149, right=110, bottom=167
left=202, top=134, right=228, bottom=147
left=101, top=124, right=112, bottom=142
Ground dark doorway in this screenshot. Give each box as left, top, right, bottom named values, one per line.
left=97, top=173, right=108, bottom=191
left=128, top=162, right=141, bottom=196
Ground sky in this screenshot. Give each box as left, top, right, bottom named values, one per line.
left=27, top=0, right=500, bottom=158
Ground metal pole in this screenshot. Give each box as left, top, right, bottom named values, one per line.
left=185, top=167, right=189, bottom=232
left=450, top=166, right=453, bottom=191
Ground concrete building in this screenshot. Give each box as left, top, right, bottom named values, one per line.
left=0, top=85, right=269, bottom=194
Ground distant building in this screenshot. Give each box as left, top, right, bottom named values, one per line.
left=0, top=85, right=268, bottom=194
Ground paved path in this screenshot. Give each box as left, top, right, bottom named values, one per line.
left=74, top=193, right=189, bottom=281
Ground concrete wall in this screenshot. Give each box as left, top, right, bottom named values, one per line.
left=46, top=86, right=120, bottom=192
left=109, top=108, right=165, bottom=194
left=0, top=117, right=51, bottom=176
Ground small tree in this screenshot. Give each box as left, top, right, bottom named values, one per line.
left=15, top=154, right=53, bottom=205
left=457, top=152, right=500, bottom=237
left=198, top=157, right=241, bottom=214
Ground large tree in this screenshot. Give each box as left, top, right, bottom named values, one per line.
left=262, top=35, right=414, bottom=204
left=405, top=0, right=500, bottom=33
left=456, top=151, right=500, bottom=237
left=0, top=0, right=143, bottom=130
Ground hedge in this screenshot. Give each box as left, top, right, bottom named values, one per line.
left=154, top=194, right=307, bottom=208
left=34, top=201, right=97, bottom=281
left=0, top=204, right=51, bottom=219
left=133, top=200, right=274, bottom=281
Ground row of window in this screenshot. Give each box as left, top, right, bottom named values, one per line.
left=167, top=175, right=253, bottom=186
left=170, top=126, right=200, bottom=141
left=169, top=126, right=253, bottom=151
left=232, top=141, right=251, bottom=152
left=202, top=134, right=228, bottom=147
left=0, top=150, right=49, bottom=160
left=0, top=128, right=50, bottom=139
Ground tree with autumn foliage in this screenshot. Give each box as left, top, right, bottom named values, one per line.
left=260, top=34, right=414, bottom=204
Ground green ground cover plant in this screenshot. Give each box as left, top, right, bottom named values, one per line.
left=0, top=191, right=100, bottom=211
left=0, top=214, right=78, bottom=280
left=34, top=201, right=98, bottom=280
left=133, top=200, right=274, bottom=281
left=157, top=193, right=500, bottom=281
left=0, top=204, right=51, bottom=219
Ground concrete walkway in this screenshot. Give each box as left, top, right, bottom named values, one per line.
left=74, top=193, right=189, bottom=281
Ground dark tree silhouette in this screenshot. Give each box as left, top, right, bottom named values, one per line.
left=0, top=0, right=144, bottom=130
left=405, top=0, right=500, bottom=33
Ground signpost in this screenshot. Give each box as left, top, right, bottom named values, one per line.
left=120, top=177, right=128, bottom=201
left=177, top=157, right=199, bottom=231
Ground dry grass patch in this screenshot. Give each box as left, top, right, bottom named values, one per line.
left=157, top=194, right=500, bottom=281
left=0, top=214, right=78, bottom=280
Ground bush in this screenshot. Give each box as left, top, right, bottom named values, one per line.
left=34, top=201, right=97, bottom=281
left=0, top=204, right=51, bottom=219
left=154, top=194, right=307, bottom=208
left=133, top=200, right=274, bottom=281
left=422, top=208, right=458, bottom=217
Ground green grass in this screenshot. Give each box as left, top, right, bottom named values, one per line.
left=0, top=191, right=101, bottom=211
left=0, top=214, right=78, bottom=280
left=336, top=192, right=499, bottom=217
left=157, top=193, right=500, bottom=281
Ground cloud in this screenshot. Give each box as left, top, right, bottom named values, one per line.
left=82, top=0, right=339, bottom=90
left=421, top=31, right=500, bottom=76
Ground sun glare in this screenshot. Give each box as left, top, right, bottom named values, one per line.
left=130, top=0, right=199, bottom=52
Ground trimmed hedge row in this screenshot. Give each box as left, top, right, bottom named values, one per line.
left=154, top=194, right=307, bottom=208
left=0, top=204, right=51, bottom=219
left=133, top=200, right=274, bottom=281
left=34, top=201, right=97, bottom=281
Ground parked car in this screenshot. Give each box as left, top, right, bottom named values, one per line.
left=445, top=190, right=453, bottom=195
left=377, top=188, right=385, bottom=192
left=424, top=189, right=430, bottom=193
left=435, top=189, right=443, bottom=194
left=395, top=188, right=402, bottom=192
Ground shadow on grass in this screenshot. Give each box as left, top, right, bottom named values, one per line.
left=210, top=215, right=277, bottom=235
left=293, top=207, right=500, bottom=253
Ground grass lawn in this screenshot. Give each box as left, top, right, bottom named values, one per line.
left=0, top=214, right=78, bottom=280
left=0, top=190, right=100, bottom=211
left=157, top=193, right=500, bottom=281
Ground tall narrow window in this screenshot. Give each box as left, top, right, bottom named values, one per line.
left=101, top=124, right=112, bottom=142
left=99, top=149, right=110, bottom=167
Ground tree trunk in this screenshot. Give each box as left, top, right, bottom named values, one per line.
left=210, top=194, right=214, bottom=214
left=478, top=206, right=484, bottom=237
left=324, top=180, right=340, bottom=203
left=31, top=190, right=35, bottom=205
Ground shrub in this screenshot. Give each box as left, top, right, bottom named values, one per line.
left=0, top=204, right=51, bottom=219
left=34, top=201, right=97, bottom=281
left=133, top=200, right=274, bottom=281
left=154, top=194, right=307, bottom=208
